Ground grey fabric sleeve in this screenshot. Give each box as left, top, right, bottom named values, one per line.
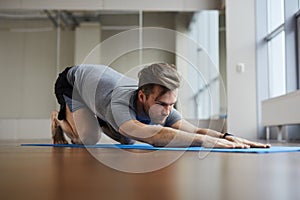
left=107, top=87, right=137, bottom=131
left=164, top=108, right=182, bottom=127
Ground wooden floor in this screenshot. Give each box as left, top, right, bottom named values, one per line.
left=0, top=140, right=300, bottom=200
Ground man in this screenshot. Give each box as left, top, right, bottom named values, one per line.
left=51, top=63, right=270, bottom=148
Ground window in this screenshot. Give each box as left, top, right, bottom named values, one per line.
left=267, top=0, right=284, bottom=31
left=256, top=0, right=300, bottom=138
left=266, top=0, right=286, bottom=98
left=297, top=10, right=300, bottom=88
left=186, top=11, right=220, bottom=119
left=267, top=31, right=286, bottom=97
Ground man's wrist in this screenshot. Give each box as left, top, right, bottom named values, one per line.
left=221, top=132, right=234, bottom=139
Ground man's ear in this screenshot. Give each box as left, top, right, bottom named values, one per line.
left=138, top=90, right=146, bottom=102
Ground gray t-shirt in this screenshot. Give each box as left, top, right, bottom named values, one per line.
left=67, top=64, right=182, bottom=132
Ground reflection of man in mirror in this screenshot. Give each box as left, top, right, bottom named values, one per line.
left=51, top=63, right=270, bottom=148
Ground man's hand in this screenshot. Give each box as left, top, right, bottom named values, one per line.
left=224, top=135, right=271, bottom=148
left=202, top=136, right=250, bottom=149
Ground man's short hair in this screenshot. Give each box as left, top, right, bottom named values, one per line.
left=138, top=63, right=181, bottom=98
left=138, top=63, right=181, bottom=90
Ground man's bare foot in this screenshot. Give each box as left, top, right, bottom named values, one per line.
left=51, top=111, right=68, bottom=144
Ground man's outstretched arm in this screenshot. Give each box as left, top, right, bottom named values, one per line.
left=119, top=120, right=249, bottom=148
left=171, top=119, right=271, bottom=148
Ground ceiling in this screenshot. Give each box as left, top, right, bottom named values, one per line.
left=0, top=10, right=196, bottom=34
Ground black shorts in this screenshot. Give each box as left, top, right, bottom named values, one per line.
left=54, top=67, right=77, bottom=120
left=54, top=67, right=107, bottom=125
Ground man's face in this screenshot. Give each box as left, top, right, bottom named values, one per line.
left=142, top=86, right=178, bottom=124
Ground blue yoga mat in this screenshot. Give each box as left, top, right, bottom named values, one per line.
left=21, top=143, right=300, bottom=154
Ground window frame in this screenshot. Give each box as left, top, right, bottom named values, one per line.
left=297, top=10, right=300, bottom=88
left=265, top=0, right=286, bottom=98
left=256, top=0, right=299, bottom=138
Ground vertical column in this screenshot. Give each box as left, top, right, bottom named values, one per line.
left=226, top=0, right=258, bottom=139
left=284, top=0, right=298, bottom=93
left=74, top=23, right=101, bottom=64
left=139, top=10, right=143, bottom=65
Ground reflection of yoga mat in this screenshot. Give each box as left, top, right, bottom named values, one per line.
left=21, top=143, right=300, bottom=153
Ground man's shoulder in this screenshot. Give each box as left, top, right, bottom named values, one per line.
left=112, top=87, right=137, bottom=102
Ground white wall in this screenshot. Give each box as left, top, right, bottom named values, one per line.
left=75, top=23, right=101, bottom=64
left=0, top=3, right=261, bottom=140
left=226, top=0, right=257, bottom=139
left=0, top=29, right=57, bottom=118
left=100, top=13, right=177, bottom=77
left=0, top=21, right=74, bottom=140
left=0, top=14, right=178, bottom=140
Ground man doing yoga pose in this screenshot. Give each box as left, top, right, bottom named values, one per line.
left=51, top=63, right=270, bottom=148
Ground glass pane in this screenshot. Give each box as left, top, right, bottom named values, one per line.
left=268, top=31, right=286, bottom=98
left=186, top=11, right=219, bottom=119
left=267, top=0, right=285, bottom=32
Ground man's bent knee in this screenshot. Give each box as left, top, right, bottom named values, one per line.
left=77, top=131, right=101, bottom=145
